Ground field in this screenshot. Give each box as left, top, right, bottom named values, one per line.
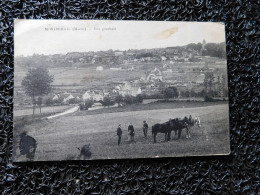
left=13, top=102, right=230, bottom=161
left=14, top=105, right=73, bottom=117
left=14, top=61, right=225, bottom=87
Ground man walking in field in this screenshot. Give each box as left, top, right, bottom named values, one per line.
left=143, top=120, right=148, bottom=139
left=117, top=124, right=122, bottom=145
left=128, top=122, right=135, bottom=142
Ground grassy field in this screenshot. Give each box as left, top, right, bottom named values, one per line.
left=13, top=103, right=230, bottom=161
left=14, top=105, right=73, bottom=117
left=77, top=101, right=227, bottom=116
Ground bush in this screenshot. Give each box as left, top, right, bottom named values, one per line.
left=79, top=103, right=86, bottom=111
left=45, top=97, right=54, bottom=106
left=123, top=95, right=134, bottom=105
left=79, top=100, right=94, bottom=110
left=135, top=94, right=144, bottom=103
left=204, top=95, right=214, bottom=102
left=115, top=95, right=123, bottom=104
left=101, top=96, right=114, bottom=107
left=163, top=87, right=179, bottom=99
left=68, top=98, right=77, bottom=104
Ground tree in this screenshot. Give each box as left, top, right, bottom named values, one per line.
left=115, top=95, right=123, bottom=105
left=204, top=72, right=214, bottom=94
left=22, top=67, right=54, bottom=115
left=163, top=87, right=179, bottom=99
left=135, top=94, right=144, bottom=103
left=79, top=100, right=94, bottom=110
left=123, top=95, right=134, bottom=105
left=101, top=96, right=114, bottom=107
left=36, top=97, right=42, bottom=113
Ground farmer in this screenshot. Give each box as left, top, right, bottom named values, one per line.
left=128, top=122, right=135, bottom=142
left=117, top=124, right=122, bottom=145
left=143, top=120, right=148, bottom=139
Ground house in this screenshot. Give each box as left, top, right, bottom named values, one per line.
left=110, top=67, right=122, bottom=71
left=147, top=68, right=163, bottom=82
left=63, top=94, right=74, bottom=103
left=96, top=66, right=103, bottom=71
left=161, top=56, right=167, bottom=61
left=82, top=91, right=93, bottom=100
left=93, top=93, right=104, bottom=102
left=196, top=74, right=205, bottom=84
left=115, top=51, right=124, bottom=56
left=82, top=90, right=104, bottom=101
left=117, top=82, right=142, bottom=97
left=52, top=94, right=60, bottom=100
left=128, top=66, right=134, bottom=71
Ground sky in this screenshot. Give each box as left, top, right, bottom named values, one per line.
left=14, top=20, right=226, bottom=57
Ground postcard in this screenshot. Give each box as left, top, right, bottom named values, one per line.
left=13, top=20, right=230, bottom=161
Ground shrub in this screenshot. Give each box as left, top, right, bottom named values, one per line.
left=45, top=97, right=54, bottom=106
left=135, top=94, right=144, bottom=103
left=204, top=95, right=214, bottom=102
left=101, top=96, right=114, bottom=107
left=123, top=95, right=134, bottom=105
left=163, top=87, right=179, bottom=99
left=79, top=100, right=94, bottom=110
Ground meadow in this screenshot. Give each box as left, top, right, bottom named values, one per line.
left=13, top=103, right=230, bottom=161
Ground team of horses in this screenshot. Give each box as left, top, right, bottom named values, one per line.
left=152, top=116, right=200, bottom=143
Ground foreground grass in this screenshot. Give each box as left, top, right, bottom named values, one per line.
left=13, top=103, right=230, bottom=161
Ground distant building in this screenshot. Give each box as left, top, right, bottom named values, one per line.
left=52, top=94, right=59, bottom=100
left=82, top=91, right=92, bottom=100
left=110, top=67, right=122, bottom=71
left=196, top=74, right=205, bottom=84
left=96, top=66, right=103, bottom=71
left=63, top=94, right=74, bottom=103
left=92, top=93, right=104, bottom=102
left=116, top=82, right=142, bottom=97
left=147, top=68, right=163, bottom=82
left=161, top=56, right=167, bottom=61
left=82, top=90, right=104, bottom=102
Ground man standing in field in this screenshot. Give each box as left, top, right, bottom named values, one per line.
left=117, top=124, right=122, bottom=145
left=128, top=123, right=135, bottom=142
left=143, top=120, right=148, bottom=139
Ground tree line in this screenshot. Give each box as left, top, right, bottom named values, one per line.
left=186, top=42, right=226, bottom=59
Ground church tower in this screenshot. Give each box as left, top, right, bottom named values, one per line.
left=200, top=39, right=206, bottom=56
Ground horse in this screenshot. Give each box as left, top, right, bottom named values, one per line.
left=170, top=118, right=189, bottom=139
left=183, top=116, right=201, bottom=138
left=152, top=121, right=172, bottom=143
left=194, top=117, right=201, bottom=127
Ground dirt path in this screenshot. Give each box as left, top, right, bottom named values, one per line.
left=46, top=106, right=79, bottom=119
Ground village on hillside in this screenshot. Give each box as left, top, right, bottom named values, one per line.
left=14, top=40, right=228, bottom=111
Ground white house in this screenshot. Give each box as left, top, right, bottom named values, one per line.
left=147, top=68, right=163, bottom=82
left=82, top=91, right=92, bottom=100
left=93, top=93, right=104, bottom=102
left=161, top=56, right=167, bottom=61
left=52, top=94, right=60, bottom=100
left=110, top=67, right=122, bottom=71
left=118, top=82, right=142, bottom=97
left=82, top=90, right=104, bottom=101
left=63, top=94, right=74, bottom=103
left=96, top=66, right=103, bottom=71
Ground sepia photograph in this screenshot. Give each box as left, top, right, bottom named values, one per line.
left=13, top=20, right=230, bottom=162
